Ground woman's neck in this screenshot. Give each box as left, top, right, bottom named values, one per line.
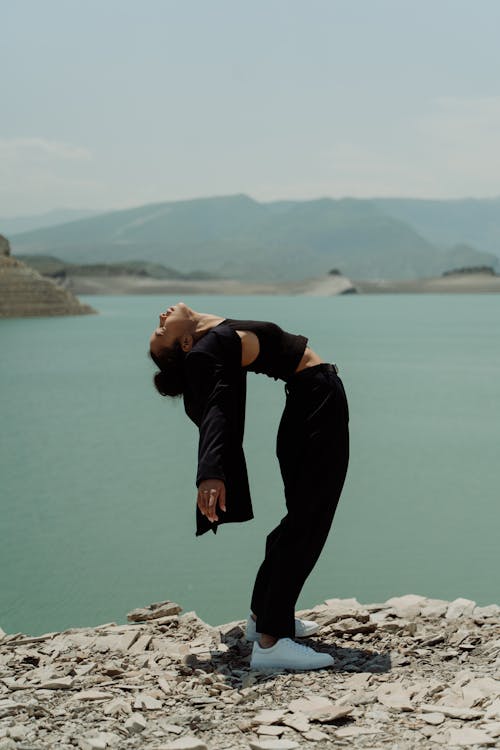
left=193, top=312, right=225, bottom=341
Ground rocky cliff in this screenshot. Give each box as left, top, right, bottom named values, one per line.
left=0, top=235, right=95, bottom=318
left=0, top=594, right=498, bottom=749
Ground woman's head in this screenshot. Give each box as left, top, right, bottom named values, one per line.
left=149, top=302, right=194, bottom=356
left=149, top=302, right=194, bottom=397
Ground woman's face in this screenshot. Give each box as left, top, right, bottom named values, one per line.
left=149, top=302, right=192, bottom=356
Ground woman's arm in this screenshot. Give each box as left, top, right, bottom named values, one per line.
left=184, top=350, right=245, bottom=525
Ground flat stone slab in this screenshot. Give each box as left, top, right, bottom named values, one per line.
left=249, top=741, right=299, bottom=750
left=156, top=739, right=208, bottom=750
left=127, top=600, right=182, bottom=622
left=445, top=727, right=496, bottom=746
left=252, top=709, right=288, bottom=725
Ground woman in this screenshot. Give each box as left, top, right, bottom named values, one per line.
left=149, top=302, right=349, bottom=670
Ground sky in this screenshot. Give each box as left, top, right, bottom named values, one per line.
left=2, top=0, right=500, bottom=216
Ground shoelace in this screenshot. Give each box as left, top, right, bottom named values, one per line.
left=280, top=637, right=316, bottom=654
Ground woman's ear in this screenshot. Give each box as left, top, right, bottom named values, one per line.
left=181, top=334, right=193, bottom=353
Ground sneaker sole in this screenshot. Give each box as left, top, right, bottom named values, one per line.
left=250, top=659, right=333, bottom=671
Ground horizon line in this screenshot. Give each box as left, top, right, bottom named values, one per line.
left=3, top=192, right=500, bottom=222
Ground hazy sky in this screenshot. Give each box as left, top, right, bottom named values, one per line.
left=2, top=0, right=500, bottom=216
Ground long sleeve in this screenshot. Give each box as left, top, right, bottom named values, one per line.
left=184, top=351, right=235, bottom=485
left=183, top=343, right=253, bottom=536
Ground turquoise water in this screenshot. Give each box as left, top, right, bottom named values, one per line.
left=1, top=295, right=499, bottom=636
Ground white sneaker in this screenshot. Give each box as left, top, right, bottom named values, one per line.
left=250, top=638, right=334, bottom=671
left=245, top=613, right=319, bottom=642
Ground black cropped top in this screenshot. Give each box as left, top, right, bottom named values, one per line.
left=183, top=318, right=308, bottom=535
left=222, top=319, right=308, bottom=381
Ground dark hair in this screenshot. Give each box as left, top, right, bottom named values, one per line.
left=149, top=342, right=185, bottom=397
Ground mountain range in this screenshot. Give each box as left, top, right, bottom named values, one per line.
left=6, top=195, right=500, bottom=281
left=0, top=208, right=101, bottom=236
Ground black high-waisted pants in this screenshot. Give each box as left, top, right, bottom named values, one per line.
left=250, top=363, right=349, bottom=639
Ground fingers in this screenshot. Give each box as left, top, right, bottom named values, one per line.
left=197, top=488, right=218, bottom=522
left=197, top=489, right=209, bottom=519
left=219, top=483, right=226, bottom=513
left=206, top=488, right=218, bottom=522
left=197, top=481, right=226, bottom=523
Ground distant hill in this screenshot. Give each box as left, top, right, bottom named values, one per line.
left=374, top=198, right=500, bottom=257
left=0, top=208, right=102, bottom=236
left=9, top=195, right=498, bottom=281
left=17, top=255, right=217, bottom=281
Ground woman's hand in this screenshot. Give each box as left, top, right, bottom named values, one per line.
left=197, top=479, right=226, bottom=523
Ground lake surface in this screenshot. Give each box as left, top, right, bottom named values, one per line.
left=1, top=294, right=499, bottom=636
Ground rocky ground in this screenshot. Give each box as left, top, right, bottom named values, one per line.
left=1, top=595, right=499, bottom=750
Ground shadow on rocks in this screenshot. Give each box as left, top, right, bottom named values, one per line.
left=321, top=641, right=392, bottom=674
left=183, top=637, right=391, bottom=680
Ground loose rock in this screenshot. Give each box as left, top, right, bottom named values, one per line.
left=156, top=738, right=208, bottom=750
left=447, top=727, right=496, bottom=746
left=127, top=600, right=182, bottom=622
left=248, top=741, right=299, bottom=750
left=124, top=712, right=147, bottom=733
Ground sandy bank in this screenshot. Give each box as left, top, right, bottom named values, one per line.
left=1, top=594, right=499, bottom=749
left=62, top=272, right=500, bottom=297
left=356, top=273, right=500, bottom=294
left=64, top=275, right=357, bottom=296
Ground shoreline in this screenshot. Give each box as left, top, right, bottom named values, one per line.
left=62, top=272, right=500, bottom=296
left=355, top=273, right=500, bottom=294
left=1, top=594, right=499, bottom=748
